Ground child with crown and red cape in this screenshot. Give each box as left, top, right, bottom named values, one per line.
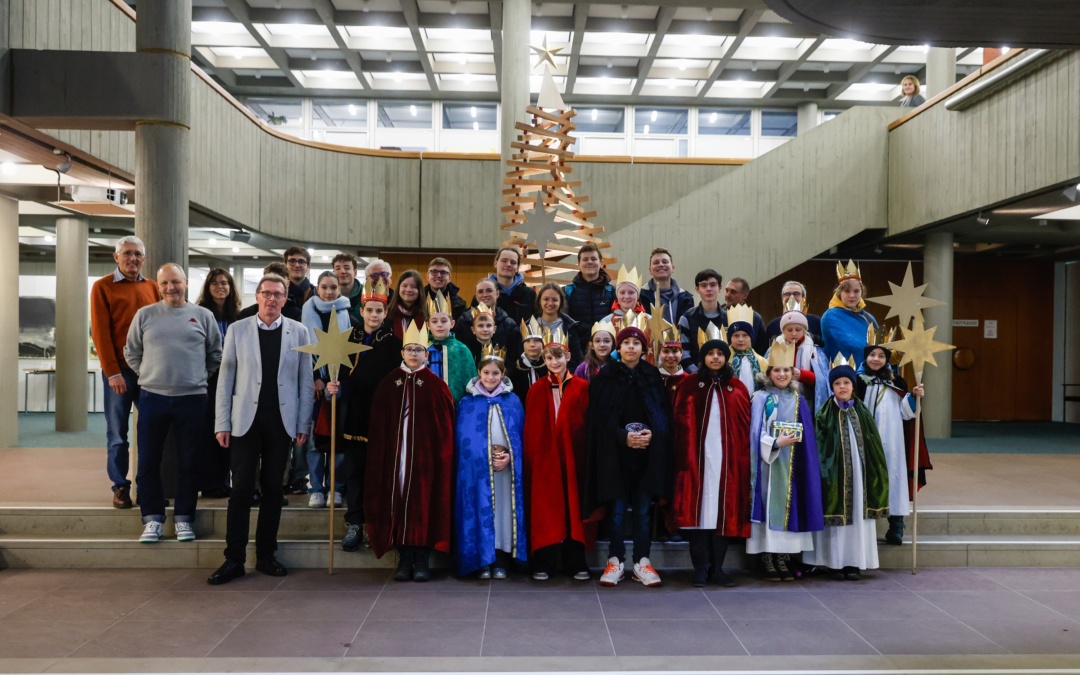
left=746, top=339, right=824, bottom=582
left=363, top=322, right=455, bottom=582
left=524, top=324, right=593, bottom=581
left=671, top=324, right=751, bottom=588
left=454, top=343, right=527, bottom=580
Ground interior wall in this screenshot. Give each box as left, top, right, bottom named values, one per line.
left=1065, top=262, right=1080, bottom=423
left=747, top=258, right=1055, bottom=422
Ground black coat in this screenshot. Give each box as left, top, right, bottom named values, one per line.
left=564, top=272, right=614, bottom=348
left=425, top=282, right=468, bottom=319
left=584, top=360, right=673, bottom=513
left=455, top=304, right=524, bottom=367
left=507, top=355, right=548, bottom=409
left=341, top=325, right=402, bottom=439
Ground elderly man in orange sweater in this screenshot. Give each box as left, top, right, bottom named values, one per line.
left=90, top=236, right=160, bottom=508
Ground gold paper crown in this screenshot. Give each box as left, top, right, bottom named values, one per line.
left=836, top=259, right=862, bottom=284
left=783, top=295, right=808, bottom=315
left=542, top=325, right=569, bottom=349
left=361, top=277, right=389, bottom=305
left=697, top=322, right=725, bottom=349
left=866, top=324, right=896, bottom=347
left=426, top=288, right=450, bottom=317
left=615, top=265, right=642, bottom=290
left=470, top=302, right=496, bottom=321
left=830, top=352, right=856, bottom=370
left=620, top=308, right=649, bottom=331
left=767, top=339, right=798, bottom=368
left=520, top=317, right=544, bottom=341
left=591, top=319, right=616, bottom=337
left=403, top=321, right=431, bottom=348
left=725, top=303, right=755, bottom=332
left=658, top=324, right=682, bottom=347
left=479, top=342, right=506, bottom=364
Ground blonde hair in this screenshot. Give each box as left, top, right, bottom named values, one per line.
left=901, top=75, right=921, bottom=95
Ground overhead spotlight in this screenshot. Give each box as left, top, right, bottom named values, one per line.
left=362, top=0, right=370, bottom=11
left=311, top=54, right=317, bottom=61
left=472, top=121, right=479, bottom=130
left=208, top=237, right=217, bottom=245
left=650, top=110, right=657, bottom=122
left=232, top=246, right=240, bottom=253
left=53, top=150, right=72, bottom=174
left=450, top=0, right=457, bottom=14
left=230, top=229, right=252, bottom=243
left=709, top=112, right=717, bottom=123
left=976, top=212, right=990, bottom=226
left=470, top=106, right=477, bottom=117
left=255, top=72, right=262, bottom=79
left=751, top=62, right=757, bottom=72
left=45, top=234, right=55, bottom=243
left=410, top=104, right=417, bottom=116
left=705, top=7, right=713, bottom=21
left=606, top=59, right=613, bottom=69
left=591, top=108, right=598, bottom=121
left=348, top=104, right=357, bottom=115
left=620, top=4, right=628, bottom=19
left=873, top=245, right=883, bottom=254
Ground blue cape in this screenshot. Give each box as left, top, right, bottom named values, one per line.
left=453, top=389, right=528, bottom=576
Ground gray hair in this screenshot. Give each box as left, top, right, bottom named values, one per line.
left=256, top=273, right=288, bottom=294
left=114, top=235, right=145, bottom=254
left=781, top=280, right=807, bottom=296
left=365, top=258, right=392, bottom=275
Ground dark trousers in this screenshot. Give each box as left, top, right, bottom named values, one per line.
left=532, top=540, right=587, bottom=575
left=136, top=391, right=207, bottom=522
left=607, top=460, right=653, bottom=563
left=199, top=373, right=230, bottom=493
left=103, top=367, right=141, bottom=490
left=343, top=438, right=367, bottom=526
left=685, top=530, right=731, bottom=571
left=225, top=407, right=291, bottom=563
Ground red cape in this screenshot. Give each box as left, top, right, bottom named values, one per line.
left=364, top=366, right=455, bottom=559
left=904, top=418, right=933, bottom=493
left=671, top=372, right=752, bottom=537
left=524, top=373, right=593, bottom=552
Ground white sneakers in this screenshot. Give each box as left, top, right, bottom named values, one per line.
left=632, top=557, right=662, bottom=587
left=175, top=521, right=196, bottom=542
left=599, top=557, right=624, bottom=586
left=139, top=521, right=163, bottom=543
left=308, top=492, right=326, bottom=508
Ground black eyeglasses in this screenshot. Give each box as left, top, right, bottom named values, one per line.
left=428, top=269, right=450, bottom=278
left=286, top=258, right=309, bottom=266
left=370, top=272, right=391, bottom=279
left=258, top=291, right=286, bottom=300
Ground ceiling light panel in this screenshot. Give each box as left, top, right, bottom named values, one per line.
left=741, top=37, right=803, bottom=50
left=671, top=7, right=742, bottom=21
left=530, top=30, right=571, bottom=45
left=661, top=34, right=728, bottom=50
left=820, top=38, right=877, bottom=51
left=588, top=4, right=658, bottom=19
left=192, top=21, right=249, bottom=35
left=418, top=0, right=489, bottom=14
left=264, top=23, right=331, bottom=37
left=423, top=28, right=492, bottom=42
left=210, top=47, right=270, bottom=59
left=581, top=32, right=651, bottom=46
left=345, top=26, right=414, bottom=40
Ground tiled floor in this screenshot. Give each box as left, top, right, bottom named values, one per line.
left=3, top=566, right=1080, bottom=672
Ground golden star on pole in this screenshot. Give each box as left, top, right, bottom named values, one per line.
left=882, top=318, right=955, bottom=383
left=529, top=36, right=563, bottom=72
left=294, top=323, right=370, bottom=383
left=647, top=302, right=673, bottom=341
left=867, top=262, right=946, bottom=329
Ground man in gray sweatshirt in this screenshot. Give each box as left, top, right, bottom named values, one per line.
left=124, top=263, right=222, bottom=543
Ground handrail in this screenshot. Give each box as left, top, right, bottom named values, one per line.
left=107, top=0, right=749, bottom=167
left=888, top=48, right=1028, bottom=131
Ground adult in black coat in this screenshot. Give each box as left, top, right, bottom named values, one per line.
left=424, top=256, right=468, bottom=319
left=563, top=244, right=614, bottom=348
left=491, top=246, right=537, bottom=325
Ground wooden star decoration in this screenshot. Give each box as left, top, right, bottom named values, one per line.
left=294, top=323, right=369, bottom=383
left=867, top=262, right=946, bottom=328
left=882, top=318, right=955, bottom=382
left=529, top=36, right=563, bottom=72
left=516, top=195, right=565, bottom=261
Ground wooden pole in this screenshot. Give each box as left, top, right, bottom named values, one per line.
left=911, top=370, right=923, bottom=575
left=328, top=393, right=336, bottom=575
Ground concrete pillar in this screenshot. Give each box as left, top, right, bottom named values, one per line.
left=925, top=48, right=957, bottom=98
left=499, top=0, right=530, bottom=171
left=923, top=232, right=954, bottom=438
left=55, top=217, right=89, bottom=432
left=0, top=197, right=18, bottom=448
left=135, top=0, right=192, bottom=274
left=797, top=102, right=819, bottom=136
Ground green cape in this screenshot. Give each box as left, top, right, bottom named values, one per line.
left=814, top=397, right=890, bottom=526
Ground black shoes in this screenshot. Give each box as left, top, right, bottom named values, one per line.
left=762, top=553, right=781, bottom=582
left=830, top=566, right=862, bottom=581
left=393, top=547, right=414, bottom=582
left=885, top=516, right=905, bottom=546
left=255, top=557, right=288, bottom=577
left=207, top=560, right=246, bottom=585
left=775, top=554, right=795, bottom=582
left=342, top=524, right=361, bottom=552
left=692, top=566, right=709, bottom=588
left=412, top=549, right=431, bottom=582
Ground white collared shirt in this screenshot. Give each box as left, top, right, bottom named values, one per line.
left=257, top=315, right=283, bottom=330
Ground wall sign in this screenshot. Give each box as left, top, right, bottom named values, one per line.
left=952, top=319, right=979, bottom=327
left=984, top=320, right=998, bottom=339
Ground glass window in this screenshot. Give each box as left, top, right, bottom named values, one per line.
left=634, top=107, right=688, bottom=135
left=822, top=110, right=841, bottom=123
left=576, top=106, right=626, bottom=133
left=442, top=103, right=497, bottom=131
left=761, top=109, right=798, bottom=137
left=697, top=109, right=752, bottom=136
left=311, top=99, right=368, bottom=129
left=244, top=97, right=303, bottom=126
left=377, top=101, right=433, bottom=129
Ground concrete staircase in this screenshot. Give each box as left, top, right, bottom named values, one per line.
left=2, top=505, right=1079, bottom=570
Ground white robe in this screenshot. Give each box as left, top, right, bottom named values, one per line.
left=803, top=416, right=879, bottom=570
left=490, top=413, right=514, bottom=554
left=688, top=392, right=723, bottom=530
left=863, top=380, right=915, bottom=516
left=735, top=357, right=756, bottom=395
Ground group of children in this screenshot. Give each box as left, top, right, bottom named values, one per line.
left=312, top=262, right=927, bottom=587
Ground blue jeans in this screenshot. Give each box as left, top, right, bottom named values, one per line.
left=287, top=438, right=308, bottom=488
left=136, top=390, right=207, bottom=523
left=102, top=368, right=141, bottom=491
left=607, top=461, right=653, bottom=564
left=307, top=440, right=345, bottom=495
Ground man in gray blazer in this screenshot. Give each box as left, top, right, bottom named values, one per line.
left=208, top=273, right=314, bottom=585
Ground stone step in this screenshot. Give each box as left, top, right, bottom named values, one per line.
left=5, top=506, right=1080, bottom=538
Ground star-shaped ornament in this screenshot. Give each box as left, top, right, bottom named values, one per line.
left=647, top=303, right=673, bottom=342
left=867, top=262, right=946, bottom=328
left=294, top=324, right=370, bottom=383
left=882, top=318, right=955, bottom=382
left=516, top=195, right=566, bottom=261
left=530, top=36, right=563, bottom=72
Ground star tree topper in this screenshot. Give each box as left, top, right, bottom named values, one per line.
left=529, top=36, right=566, bottom=109
left=294, top=323, right=370, bottom=383
left=867, top=262, right=946, bottom=328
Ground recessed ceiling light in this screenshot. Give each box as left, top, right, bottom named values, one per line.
left=348, top=104, right=357, bottom=115
left=470, top=106, right=477, bottom=117
left=473, top=121, right=479, bottom=130
left=591, top=109, right=598, bottom=121
left=232, top=246, right=240, bottom=253
left=45, top=234, right=54, bottom=243
left=0, top=162, right=15, bottom=175
left=209, top=237, right=217, bottom=245
left=410, top=104, right=417, bottom=116
left=643, top=124, right=650, bottom=134
left=709, top=112, right=717, bottom=123
left=650, top=110, right=657, bottom=122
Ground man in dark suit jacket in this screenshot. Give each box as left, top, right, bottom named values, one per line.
left=208, top=273, right=314, bottom=585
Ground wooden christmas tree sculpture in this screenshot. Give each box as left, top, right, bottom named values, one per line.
left=501, top=37, right=615, bottom=282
